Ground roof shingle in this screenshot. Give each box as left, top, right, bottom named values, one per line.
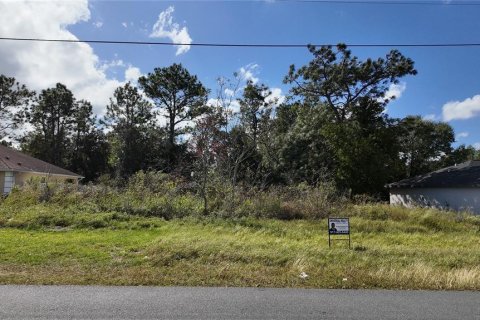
left=0, top=145, right=82, bottom=178
left=387, top=160, right=480, bottom=189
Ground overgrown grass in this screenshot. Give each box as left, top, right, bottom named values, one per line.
left=0, top=173, right=479, bottom=289
left=0, top=190, right=479, bottom=289
left=0, top=172, right=347, bottom=227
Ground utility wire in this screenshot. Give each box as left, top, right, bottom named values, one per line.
left=285, top=0, right=480, bottom=5
left=1, top=37, right=480, bottom=48
left=149, top=0, right=480, bottom=5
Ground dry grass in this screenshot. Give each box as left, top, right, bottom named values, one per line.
left=0, top=206, right=479, bottom=290
left=369, top=264, right=480, bottom=290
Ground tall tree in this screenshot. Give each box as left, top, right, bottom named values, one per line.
left=138, top=64, right=209, bottom=152
left=104, top=82, right=154, bottom=129
left=328, top=98, right=405, bottom=195
left=238, top=81, right=274, bottom=148
left=23, top=84, right=109, bottom=180
left=397, top=116, right=455, bottom=177
left=284, top=44, right=417, bottom=122
left=278, top=44, right=418, bottom=195
left=102, top=82, right=157, bottom=178
left=0, top=75, right=34, bottom=141
left=272, top=103, right=335, bottom=185
left=23, top=83, right=75, bottom=167
left=440, top=144, right=478, bottom=168
left=224, top=81, right=276, bottom=186
left=69, top=100, right=109, bottom=181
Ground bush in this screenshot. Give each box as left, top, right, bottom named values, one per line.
left=216, top=182, right=346, bottom=220
left=3, top=170, right=477, bottom=230
left=0, top=173, right=354, bottom=222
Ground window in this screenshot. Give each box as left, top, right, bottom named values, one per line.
left=3, top=171, right=15, bottom=194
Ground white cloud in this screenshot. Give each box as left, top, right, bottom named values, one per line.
left=207, top=97, right=241, bottom=113
left=474, top=143, right=480, bottom=150
left=207, top=98, right=219, bottom=107
left=442, top=94, right=480, bottom=121
left=100, top=59, right=125, bottom=72
left=150, top=6, right=192, bottom=56
left=379, top=82, right=406, bottom=103
left=239, top=64, right=284, bottom=106
left=125, top=66, right=142, bottom=83
left=423, top=114, right=440, bottom=121
left=0, top=1, right=140, bottom=116
left=122, top=22, right=128, bottom=28
left=456, top=132, right=469, bottom=139
left=387, top=82, right=406, bottom=100
left=93, top=21, right=103, bottom=28
left=238, top=63, right=259, bottom=84
left=265, top=87, right=286, bottom=106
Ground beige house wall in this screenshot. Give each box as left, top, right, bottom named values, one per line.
left=14, top=172, right=78, bottom=186
left=1, top=170, right=79, bottom=194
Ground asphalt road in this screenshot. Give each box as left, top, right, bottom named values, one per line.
left=0, top=285, right=478, bottom=320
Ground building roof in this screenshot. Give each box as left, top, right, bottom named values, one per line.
left=387, top=160, right=480, bottom=189
left=0, top=145, right=82, bottom=178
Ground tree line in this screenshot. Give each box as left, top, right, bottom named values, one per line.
left=1, top=44, right=478, bottom=198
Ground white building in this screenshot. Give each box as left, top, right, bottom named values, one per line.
left=387, top=160, right=480, bottom=214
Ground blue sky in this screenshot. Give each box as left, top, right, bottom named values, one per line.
left=1, top=1, right=479, bottom=147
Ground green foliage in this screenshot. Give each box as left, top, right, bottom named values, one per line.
left=21, top=83, right=108, bottom=181
left=191, top=180, right=347, bottom=220
left=0, top=75, right=34, bottom=141
left=396, top=116, right=455, bottom=177
left=277, top=45, right=425, bottom=195
left=0, top=171, right=346, bottom=224
left=5, top=171, right=480, bottom=229
left=138, top=63, right=209, bottom=149
left=69, top=100, right=110, bottom=181
left=238, top=80, right=273, bottom=146
left=271, top=104, right=335, bottom=185
left=285, top=43, right=417, bottom=122
left=23, top=83, right=75, bottom=167
left=104, top=82, right=154, bottom=128
left=102, top=82, right=161, bottom=179
left=440, top=144, right=478, bottom=168
left=3, top=46, right=475, bottom=197
left=0, top=172, right=205, bottom=226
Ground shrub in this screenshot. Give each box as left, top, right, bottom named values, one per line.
left=216, top=182, right=346, bottom=220
left=3, top=170, right=477, bottom=230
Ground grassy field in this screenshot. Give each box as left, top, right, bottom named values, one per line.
left=0, top=203, right=479, bottom=290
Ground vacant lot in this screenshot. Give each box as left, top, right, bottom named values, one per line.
left=0, top=203, right=479, bottom=290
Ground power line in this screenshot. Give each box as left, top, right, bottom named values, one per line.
left=1, top=37, right=480, bottom=48
left=287, top=0, right=480, bottom=5
left=148, top=0, right=480, bottom=5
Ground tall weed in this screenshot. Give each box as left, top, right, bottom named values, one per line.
left=1, top=171, right=479, bottom=229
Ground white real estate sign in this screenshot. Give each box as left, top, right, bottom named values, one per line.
left=328, top=218, right=349, bottom=235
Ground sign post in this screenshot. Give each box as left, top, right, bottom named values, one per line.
left=328, top=218, right=350, bottom=248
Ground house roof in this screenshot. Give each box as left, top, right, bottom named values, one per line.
left=387, top=160, right=480, bottom=189
left=0, top=145, right=82, bottom=178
